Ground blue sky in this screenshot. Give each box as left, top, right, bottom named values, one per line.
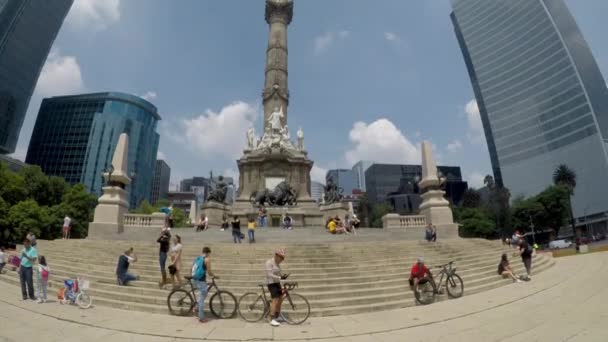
left=11, top=0, right=608, bottom=190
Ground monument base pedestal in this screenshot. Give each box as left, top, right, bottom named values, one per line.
left=88, top=186, right=129, bottom=239
left=201, top=202, right=231, bottom=227
left=231, top=198, right=323, bottom=227
left=319, top=202, right=350, bottom=224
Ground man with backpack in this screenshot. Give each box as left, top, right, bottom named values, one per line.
left=191, top=247, right=217, bottom=323
left=518, top=238, right=534, bottom=280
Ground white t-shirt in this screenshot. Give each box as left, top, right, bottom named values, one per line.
left=0, top=251, right=5, bottom=264
left=126, top=255, right=135, bottom=263
left=63, top=217, right=71, bottom=227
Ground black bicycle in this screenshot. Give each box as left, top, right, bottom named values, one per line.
left=414, top=261, right=464, bottom=305
left=237, top=275, right=311, bottom=325
left=167, top=276, right=237, bottom=318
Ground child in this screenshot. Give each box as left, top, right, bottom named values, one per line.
left=36, top=256, right=50, bottom=303
left=247, top=217, right=256, bottom=243
left=0, top=247, right=6, bottom=274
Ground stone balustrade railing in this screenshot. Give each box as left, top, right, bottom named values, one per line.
left=123, top=213, right=166, bottom=228
left=382, top=213, right=427, bottom=230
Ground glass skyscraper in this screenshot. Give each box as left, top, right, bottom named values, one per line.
left=26, top=92, right=161, bottom=208
left=451, top=0, right=608, bottom=226
left=0, top=0, right=73, bottom=154
left=151, top=159, right=171, bottom=204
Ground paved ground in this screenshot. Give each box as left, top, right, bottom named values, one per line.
left=1, top=252, right=607, bottom=342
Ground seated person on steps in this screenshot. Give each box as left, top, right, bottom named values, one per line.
left=408, top=257, right=437, bottom=293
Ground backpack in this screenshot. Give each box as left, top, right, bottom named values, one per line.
left=191, top=256, right=206, bottom=281
left=41, top=266, right=49, bottom=281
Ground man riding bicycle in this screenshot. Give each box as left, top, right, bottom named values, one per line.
left=265, top=248, right=288, bottom=327
left=408, top=257, right=437, bottom=292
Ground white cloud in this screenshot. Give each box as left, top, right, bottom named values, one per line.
left=34, top=49, right=85, bottom=98
left=465, top=171, right=486, bottom=189
left=314, top=30, right=350, bottom=55
left=157, top=151, right=166, bottom=160
left=310, top=165, right=327, bottom=184
left=446, top=139, right=463, bottom=152
left=465, top=99, right=485, bottom=144
left=67, top=0, right=121, bottom=31
left=141, top=91, right=157, bottom=101
left=414, top=130, right=422, bottom=138
left=222, top=168, right=239, bottom=182
left=345, top=118, right=420, bottom=166
left=173, top=101, right=258, bottom=160
left=384, top=32, right=399, bottom=42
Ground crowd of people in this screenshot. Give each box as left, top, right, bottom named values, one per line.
left=326, top=214, right=359, bottom=235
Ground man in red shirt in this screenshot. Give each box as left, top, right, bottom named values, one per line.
left=409, top=257, right=436, bottom=290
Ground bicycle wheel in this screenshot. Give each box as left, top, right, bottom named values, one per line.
left=281, top=292, right=310, bottom=325
left=446, top=274, right=464, bottom=298
left=210, top=290, right=237, bottom=319
left=76, top=291, right=93, bottom=309
left=167, top=289, right=195, bottom=316
left=238, top=292, right=267, bottom=322
left=414, top=279, right=436, bottom=305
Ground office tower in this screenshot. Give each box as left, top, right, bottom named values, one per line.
left=0, top=0, right=73, bottom=154
left=326, top=169, right=358, bottom=197
left=151, top=160, right=170, bottom=204
left=451, top=0, right=608, bottom=226
left=26, top=92, right=161, bottom=208
left=352, top=160, right=372, bottom=192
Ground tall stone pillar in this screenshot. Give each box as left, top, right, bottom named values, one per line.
left=263, top=0, right=293, bottom=129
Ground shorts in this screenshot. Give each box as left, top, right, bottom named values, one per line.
left=268, top=283, right=282, bottom=299
left=409, top=278, right=428, bottom=287
left=63, top=226, right=70, bottom=233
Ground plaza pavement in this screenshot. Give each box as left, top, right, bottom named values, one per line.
left=0, top=252, right=606, bottom=342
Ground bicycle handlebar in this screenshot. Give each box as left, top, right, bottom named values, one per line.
left=434, top=261, right=454, bottom=269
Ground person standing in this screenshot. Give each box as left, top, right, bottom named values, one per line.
left=157, top=230, right=171, bottom=288
left=36, top=256, right=50, bottom=303
left=19, top=239, right=38, bottom=300
left=431, top=224, right=437, bottom=242
left=169, top=235, right=183, bottom=286
left=232, top=216, right=242, bottom=244
left=168, top=205, right=175, bottom=229
left=62, top=215, right=72, bottom=239
left=265, top=249, right=287, bottom=327
left=518, top=239, right=533, bottom=280
left=0, top=246, right=6, bottom=274
left=282, top=214, right=293, bottom=230
left=191, top=247, right=217, bottom=323
left=116, top=248, right=139, bottom=286
left=26, top=232, right=37, bottom=247
left=258, top=206, right=267, bottom=227
left=247, top=217, right=256, bottom=243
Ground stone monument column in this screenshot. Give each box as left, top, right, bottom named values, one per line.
left=263, top=0, right=293, bottom=129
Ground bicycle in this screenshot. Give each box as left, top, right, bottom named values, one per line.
left=414, top=261, right=464, bottom=305
left=167, top=276, right=237, bottom=318
left=60, top=277, right=93, bottom=309
left=238, top=276, right=311, bottom=325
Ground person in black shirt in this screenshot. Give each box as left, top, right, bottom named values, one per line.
left=157, top=230, right=171, bottom=288
left=231, top=216, right=242, bottom=244
left=116, top=248, right=138, bottom=286
left=518, top=239, right=533, bottom=280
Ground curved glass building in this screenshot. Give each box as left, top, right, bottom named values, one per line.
left=451, top=0, right=608, bottom=229
left=26, top=92, right=161, bottom=208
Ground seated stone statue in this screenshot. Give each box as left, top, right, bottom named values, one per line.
left=207, top=176, right=228, bottom=203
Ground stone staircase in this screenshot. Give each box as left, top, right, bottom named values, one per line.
left=0, top=238, right=554, bottom=317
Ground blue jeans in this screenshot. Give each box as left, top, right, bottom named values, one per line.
left=248, top=230, right=255, bottom=241
left=119, top=272, right=137, bottom=285
left=233, top=230, right=242, bottom=243
left=19, top=266, right=34, bottom=299
left=194, top=280, right=209, bottom=320
left=259, top=216, right=266, bottom=227
left=159, top=252, right=167, bottom=271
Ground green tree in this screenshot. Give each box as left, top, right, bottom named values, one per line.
left=0, top=196, right=10, bottom=240
left=535, top=185, right=570, bottom=236
left=370, top=202, right=392, bottom=228
left=57, top=184, right=98, bottom=238
left=130, top=200, right=156, bottom=215
left=48, top=176, right=69, bottom=205
left=457, top=207, right=496, bottom=238
left=461, top=188, right=481, bottom=208
left=6, top=200, right=52, bottom=241
left=553, top=164, right=577, bottom=237
left=0, top=164, right=27, bottom=205
left=172, top=207, right=188, bottom=228
left=483, top=175, right=511, bottom=238
left=19, top=165, right=52, bottom=205
left=356, top=193, right=372, bottom=227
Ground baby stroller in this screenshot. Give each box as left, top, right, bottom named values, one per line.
left=58, top=277, right=92, bottom=309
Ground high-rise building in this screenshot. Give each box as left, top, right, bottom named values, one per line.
left=180, top=177, right=209, bottom=193
left=310, top=181, right=324, bottom=202
left=151, top=160, right=170, bottom=204
left=451, top=0, right=608, bottom=227
left=26, top=92, right=161, bottom=208
left=0, top=0, right=73, bottom=154
left=326, top=169, right=358, bottom=197
left=365, top=164, right=467, bottom=215
left=352, top=160, right=372, bottom=191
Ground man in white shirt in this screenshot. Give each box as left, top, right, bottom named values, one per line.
left=265, top=248, right=287, bottom=326
left=63, top=216, right=72, bottom=240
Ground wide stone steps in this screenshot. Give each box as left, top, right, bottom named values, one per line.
left=0, top=238, right=554, bottom=317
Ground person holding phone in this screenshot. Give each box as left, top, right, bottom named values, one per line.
left=19, top=238, right=38, bottom=300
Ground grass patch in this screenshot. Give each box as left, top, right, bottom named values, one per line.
left=551, top=244, right=608, bottom=258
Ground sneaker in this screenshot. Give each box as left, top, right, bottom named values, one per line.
left=36, top=298, right=42, bottom=304
left=270, top=319, right=281, bottom=327
left=276, top=315, right=287, bottom=323
left=220, top=229, right=225, bottom=232
left=516, top=279, right=523, bottom=283
left=199, top=318, right=209, bottom=323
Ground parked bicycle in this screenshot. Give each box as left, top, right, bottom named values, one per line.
left=167, top=276, right=237, bottom=318
left=414, top=261, right=464, bottom=305
left=59, top=276, right=93, bottom=309
left=238, top=275, right=310, bottom=325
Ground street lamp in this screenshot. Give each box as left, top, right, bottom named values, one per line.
left=104, top=165, right=115, bottom=185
